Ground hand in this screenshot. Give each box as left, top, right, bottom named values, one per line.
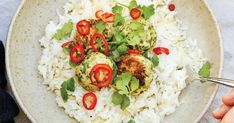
left=213, top=89, right=234, bottom=123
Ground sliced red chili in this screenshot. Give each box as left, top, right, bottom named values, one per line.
left=95, top=10, right=104, bottom=19
left=128, top=49, right=141, bottom=55
left=168, top=4, right=175, bottom=11
left=82, top=92, right=97, bottom=110
left=94, top=67, right=110, bottom=83
left=76, top=20, right=90, bottom=35
left=91, top=33, right=109, bottom=55
left=153, top=47, right=169, bottom=55
left=130, top=8, right=141, bottom=20
left=61, top=41, right=73, bottom=48
left=90, top=64, right=113, bottom=88
left=69, top=45, right=85, bottom=63
left=102, top=13, right=115, bottom=23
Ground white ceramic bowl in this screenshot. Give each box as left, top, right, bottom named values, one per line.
left=6, top=0, right=223, bottom=123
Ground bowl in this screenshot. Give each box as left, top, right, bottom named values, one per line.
left=6, top=0, right=223, bottom=122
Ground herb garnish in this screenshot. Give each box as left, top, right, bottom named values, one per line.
left=111, top=91, right=130, bottom=110
left=95, top=22, right=106, bottom=34
left=152, top=55, right=159, bottom=66
left=54, top=21, right=73, bottom=40
left=127, top=120, right=135, bottom=123
left=114, top=72, right=140, bottom=94
left=60, top=78, right=76, bottom=102
left=198, top=61, right=211, bottom=77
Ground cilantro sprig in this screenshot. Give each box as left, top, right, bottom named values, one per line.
left=112, top=5, right=125, bottom=26
left=114, top=72, right=140, bottom=94
left=95, top=22, right=106, bottom=34
left=60, top=78, right=76, bottom=102
left=116, top=0, right=155, bottom=20
left=111, top=91, right=130, bottom=110
left=54, top=21, right=74, bottom=40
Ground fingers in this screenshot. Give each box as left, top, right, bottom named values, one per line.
left=213, top=104, right=232, bottom=119
left=221, top=107, right=234, bottom=123
left=222, top=89, right=234, bottom=106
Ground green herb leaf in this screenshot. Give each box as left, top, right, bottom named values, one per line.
left=114, top=13, right=125, bottom=26
left=140, top=5, right=155, bottom=20
left=121, top=72, right=132, bottom=86
left=110, top=50, right=121, bottom=62
left=60, top=82, right=68, bottom=102
left=130, top=76, right=139, bottom=92
left=54, top=21, right=74, bottom=40
left=199, top=61, right=211, bottom=77
left=127, top=120, right=135, bottom=123
left=95, top=22, right=106, bottom=34
left=121, top=95, right=130, bottom=110
left=112, top=91, right=123, bottom=105
left=66, top=78, right=75, bottom=92
left=129, top=0, right=138, bottom=10
left=112, top=5, right=123, bottom=14
left=152, top=55, right=159, bottom=66
left=115, top=77, right=129, bottom=95
left=114, top=30, right=126, bottom=43
left=117, top=44, right=128, bottom=55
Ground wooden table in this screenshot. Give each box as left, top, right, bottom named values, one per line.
left=0, top=0, right=233, bottom=122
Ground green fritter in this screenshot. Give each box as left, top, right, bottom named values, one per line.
left=120, top=18, right=157, bottom=51
left=75, top=52, right=115, bottom=92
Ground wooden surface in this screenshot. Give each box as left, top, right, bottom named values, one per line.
left=0, top=0, right=233, bottom=123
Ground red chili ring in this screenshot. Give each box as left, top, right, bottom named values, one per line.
left=82, top=92, right=97, bottom=110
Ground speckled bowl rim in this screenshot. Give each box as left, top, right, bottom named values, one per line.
left=6, top=0, right=224, bottom=123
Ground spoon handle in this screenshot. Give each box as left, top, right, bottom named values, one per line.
left=200, top=77, right=234, bottom=88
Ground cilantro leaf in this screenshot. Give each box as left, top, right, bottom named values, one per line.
left=114, top=13, right=125, bottom=26
left=199, top=61, right=211, bottom=77
left=121, top=72, right=132, bottom=86
left=140, top=5, right=155, bottom=20
left=114, top=30, right=126, bottom=43
left=130, top=76, right=139, bottom=92
left=112, top=91, right=123, bottom=105
left=128, top=120, right=135, bottom=123
left=66, top=78, right=75, bottom=92
left=117, top=44, right=128, bottom=55
left=152, top=55, right=159, bottom=66
left=112, top=5, right=123, bottom=14
left=121, top=95, right=130, bottom=110
left=116, top=77, right=129, bottom=95
left=110, top=50, right=121, bottom=62
left=54, top=21, right=74, bottom=40
left=95, top=22, right=106, bottom=34
left=60, top=82, right=68, bottom=102
left=129, top=0, right=138, bottom=10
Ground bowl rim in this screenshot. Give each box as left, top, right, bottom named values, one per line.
left=5, top=0, right=224, bottom=123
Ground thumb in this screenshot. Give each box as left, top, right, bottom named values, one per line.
left=221, top=107, right=234, bottom=123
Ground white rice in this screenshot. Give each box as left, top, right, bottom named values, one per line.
left=38, top=0, right=207, bottom=122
